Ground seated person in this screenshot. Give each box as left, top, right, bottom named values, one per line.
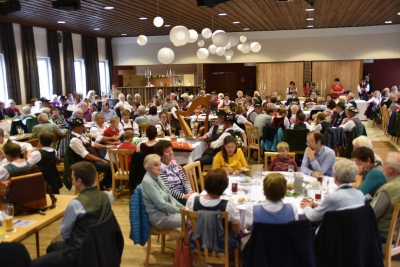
left=5, top=99, right=21, bottom=117
left=21, top=106, right=36, bottom=125
left=213, top=135, right=247, bottom=176
left=310, top=97, right=327, bottom=111
left=134, top=106, right=149, bottom=125
left=325, top=94, right=336, bottom=110
left=352, top=147, right=385, bottom=197
left=301, top=131, right=335, bottom=177
left=103, top=116, right=120, bottom=138
left=234, top=105, right=252, bottom=131
left=147, top=106, right=161, bottom=126
left=291, top=113, right=310, bottom=130
left=352, top=135, right=382, bottom=163
left=90, top=113, right=120, bottom=146
left=339, top=106, right=361, bottom=132
left=347, top=93, right=358, bottom=108
left=304, top=91, right=318, bottom=108
left=313, top=113, right=332, bottom=135
left=119, top=109, right=139, bottom=138
left=269, top=142, right=298, bottom=172
left=117, top=130, right=137, bottom=167
left=154, top=140, right=193, bottom=205
left=388, top=92, right=399, bottom=111
left=0, top=142, right=31, bottom=180
left=286, top=91, right=300, bottom=106
left=30, top=162, right=114, bottom=267
left=301, top=159, right=365, bottom=222
left=51, top=107, right=67, bottom=126
left=287, top=104, right=301, bottom=124
left=138, top=125, right=158, bottom=155
left=186, top=169, right=241, bottom=251
left=244, top=173, right=298, bottom=230
left=331, top=102, right=347, bottom=127
left=271, top=109, right=290, bottom=130
left=156, top=111, right=173, bottom=137
left=141, top=154, right=182, bottom=229
left=27, top=132, right=62, bottom=194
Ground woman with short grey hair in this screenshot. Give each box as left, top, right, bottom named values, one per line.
left=300, top=159, right=365, bottom=222
left=141, top=154, right=182, bottom=229
left=134, top=106, right=149, bottom=125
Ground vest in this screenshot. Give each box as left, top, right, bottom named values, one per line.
left=64, top=187, right=111, bottom=250
left=320, top=121, right=332, bottom=134
left=37, top=150, right=62, bottom=192
left=374, top=176, right=400, bottom=238
left=3, top=162, right=31, bottom=177
left=253, top=204, right=295, bottom=225
left=247, top=110, right=257, bottom=124
left=234, top=115, right=246, bottom=131
left=69, top=134, right=100, bottom=162
left=351, top=116, right=362, bottom=126
left=157, top=122, right=170, bottom=136
left=211, top=125, right=225, bottom=156
left=272, top=117, right=286, bottom=130
left=293, top=122, right=307, bottom=130
left=193, top=196, right=228, bottom=212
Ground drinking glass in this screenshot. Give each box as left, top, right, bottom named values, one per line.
left=5, top=131, right=10, bottom=140
left=2, top=203, right=14, bottom=232
left=231, top=179, right=238, bottom=194
left=315, top=170, right=323, bottom=183
left=288, top=165, right=295, bottom=179
left=0, top=212, right=6, bottom=243
left=142, top=133, right=146, bottom=139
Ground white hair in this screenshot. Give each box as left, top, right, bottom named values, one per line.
left=22, top=106, right=31, bottom=114
left=333, top=159, right=358, bottom=183
left=390, top=92, right=398, bottom=100
left=218, top=93, right=224, bottom=99
left=348, top=93, right=355, bottom=100
left=73, top=108, right=83, bottom=115
left=137, top=105, right=146, bottom=114
left=338, top=96, right=347, bottom=102
left=118, top=93, right=125, bottom=100
left=385, top=152, right=400, bottom=174
left=352, top=136, right=372, bottom=149
left=134, top=94, right=141, bottom=100
left=237, top=91, right=243, bottom=97
left=143, top=154, right=161, bottom=170
left=38, top=113, right=49, bottom=123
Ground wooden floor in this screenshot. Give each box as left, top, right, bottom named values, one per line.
left=21, top=120, right=400, bottom=266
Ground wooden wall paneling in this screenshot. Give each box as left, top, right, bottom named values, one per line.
left=136, top=64, right=198, bottom=76
left=197, top=64, right=203, bottom=86
left=311, top=60, right=363, bottom=97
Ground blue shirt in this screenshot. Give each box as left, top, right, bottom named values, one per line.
left=101, top=109, right=117, bottom=122
left=301, top=145, right=335, bottom=176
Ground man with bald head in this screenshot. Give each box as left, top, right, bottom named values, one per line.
left=30, top=113, right=68, bottom=148
left=371, top=152, right=400, bottom=241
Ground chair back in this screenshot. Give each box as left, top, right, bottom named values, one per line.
left=283, top=129, right=309, bottom=153
left=383, top=203, right=400, bottom=267
left=26, top=138, right=39, bottom=148
left=309, top=110, right=320, bottom=121
left=264, top=152, right=295, bottom=171
left=245, top=125, right=260, bottom=148
left=182, top=161, right=204, bottom=193
left=52, top=133, right=67, bottom=152
left=78, top=211, right=124, bottom=267
left=108, top=149, right=135, bottom=196
left=138, top=123, right=150, bottom=137
left=181, top=209, right=232, bottom=266
left=25, top=117, right=38, bottom=133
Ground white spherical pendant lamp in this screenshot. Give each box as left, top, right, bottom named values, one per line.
left=202, top=28, right=212, bottom=39
left=216, top=47, right=226, bottom=56
left=229, top=34, right=239, bottom=47
left=242, top=43, right=251, bottom=53
left=153, top=16, right=164, bottom=27
left=237, top=43, right=243, bottom=51
left=157, top=47, right=175, bottom=64
left=212, top=30, right=229, bottom=47
left=188, top=29, right=198, bottom=43
left=197, top=40, right=205, bottom=47
left=224, top=49, right=234, bottom=58
left=137, top=35, right=147, bottom=46
left=225, top=42, right=232, bottom=49
left=197, top=48, right=209, bottom=59
left=250, top=42, right=262, bottom=52
left=208, top=44, right=217, bottom=54
left=226, top=56, right=232, bottom=61
left=169, top=26, right=190, bottom=46
left=240, top=35, right=247, bottom=43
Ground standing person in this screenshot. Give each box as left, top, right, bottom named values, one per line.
left=358, top=78, right=370, bottom=101
left=303, top=81, right=311, bottom=97
left=301, top=131, right=335, bottom=177
left=286, top=81, right=298, bottom=97
left=30, top=162, right=113, bottom=267
left=110, top=84, right=121, bottom=99
left=330, top=78, right=345, bottom=99
left=365, top=74, right=374, bottom=93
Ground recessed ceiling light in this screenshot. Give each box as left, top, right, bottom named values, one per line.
left=307, top=25, right=314, bottom=28
left=233, top=21, right=240, bottom=24
left=385, top=20, right=392, bottom=24
left=57, top=21, right=65, bottom=24
left=121, top=33, right=127, bottom=36
left=164, top=24, right=171, bottom=27
left=398, top=12, right=400, bottom=15
left=243, top=28, right=250, bottom=31
left=94, top=28, right=100, bottom=31
left=306, top=18, right=314, bottom=21
left=306, top=8, right=314, bottom=11
left=104, top=6, right=114, bottom=10
left=219, top=12, right=227, bottom=16
left=139, top=17, right=147, bottom=20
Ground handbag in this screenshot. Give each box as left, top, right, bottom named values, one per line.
left=173, top=235, right=193, bottom=267
left=0, top=172, right=57, bottom=215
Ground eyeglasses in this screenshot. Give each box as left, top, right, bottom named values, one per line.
left=305, top=140, right=315, bottom=145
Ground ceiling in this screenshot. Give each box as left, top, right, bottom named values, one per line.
left=0, top=0, right=399, bottom=38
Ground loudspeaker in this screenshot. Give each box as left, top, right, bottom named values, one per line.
left=197, top=0, right=230, bottom=7
left=52, top=0, right=81, bottom=11
left=0, top=0, right=21, bottom=16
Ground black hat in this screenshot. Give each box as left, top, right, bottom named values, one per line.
left=344, top=90, right=351, bottom=95
left=336, top=102, right=346, bottom=110
left=211, top=91, right=217, bottom=95
left=223, top=112, right=236, bottom=122
left=217, top=110, right=227, bottom=117
left=177, top=97, right=185, bottom=103
left=245, top=91, right=253, bottom=97
left=254, top=103, right=262, bottom=108
left=70, top=118, right=84, bottom=126
left=59, top=95, right=66, bottom=101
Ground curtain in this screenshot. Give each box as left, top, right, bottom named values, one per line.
left=47, top=29, right=62, bottom=95
left=82, top=35, right=100, bottom=94
left=106, top=38, right=114, bottom=86
left=63, top=32, right=76, bottom=94
left=21, top=25, right=40, bottom=102
left=0, top=21, right=21, bottom=103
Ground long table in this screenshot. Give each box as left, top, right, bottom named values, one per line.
left=4, top=194, right=75, bottom=256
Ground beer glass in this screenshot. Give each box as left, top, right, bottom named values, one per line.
left=2, top=203, right=14, bottom=232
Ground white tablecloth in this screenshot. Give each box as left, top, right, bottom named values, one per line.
left=0, top=121, right=11, bottom=133
left=355, top=100, right=368, bottom=121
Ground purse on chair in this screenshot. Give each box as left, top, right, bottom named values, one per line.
left=0, top=172, right=57, bottom=215
left=173, top=234, right=193, bottom=267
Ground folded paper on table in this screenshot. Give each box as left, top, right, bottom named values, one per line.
left=171, top=141, right=194, bottom=151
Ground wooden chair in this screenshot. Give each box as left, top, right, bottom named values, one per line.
left=182, top=161, right=204, bottom=193
left=26, top=138, right=39, bottom=148
left=145, top=227, right=180, bottom=267
left=52, top=133, right=67, bottom=152
left=139, top=123, right=150, bottom=137
left=167, top=112, right=172, bottom=127
left=264, top=152, right=296, bottom=171
left=181, top=209, right=239, bottom=267
left=245, top=125, right=261, bottom=164
left=381, top=105, right=388, bottom=131
left=382, top=203, right=400, bottom=267
left=107, top=149, right=135, bottom=197
left=202, top=165, right=212, bottom=177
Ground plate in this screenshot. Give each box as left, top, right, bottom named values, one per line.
left=239, top=181, right=253, bottom=185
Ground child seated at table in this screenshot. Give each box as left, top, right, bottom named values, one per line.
left=291, top=113, right=310, bottom=130
left=103, top=116, right=120, bottom=138
left=269, top=142, right=298, bottom=172
left=117, top=130, right=137, bottom=166
left=244, top=173, right=298, bottom=230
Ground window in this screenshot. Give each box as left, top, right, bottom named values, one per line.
left=37, top=57, right=52, bottom=99
left=74, top=59, right=86, bottom=96
left=0, top=54, right=7, bottom=101
left=99, top=60, right=109, bottom=95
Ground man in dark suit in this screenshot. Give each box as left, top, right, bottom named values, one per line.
left=59, top=96, right=72, bottom=120
left=314, top=113, right=332, bottom=134
left=332, top=103, right=347, bottom=127
left=365, top=74, right=374, bottom=93
left=0, top=102, right=7, bottom=120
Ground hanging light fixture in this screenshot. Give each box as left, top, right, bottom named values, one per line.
left=157, top=47, right=175, bottom=64
left=170, top=26, right=190, bottom=46
left=241, top=43, right=251, bottom=53
left=229, top=34, right=239, bottom=46
left=202, top=28, right=212, bottom=39
left=137, top=35, right=147, bottom=46
left=188, top=29, right=198, bottom=43
left=250, top=42, right=262, bottom=52
left=153, top=0, right=164, bottom=27
left=197, top=48, right=209, bottom=59
left=208, top=44, right=217, bottom=54
left=240, top=35, right=247, bottom=43
left=197, top=40, right=205, bottom=47
left=216, top=47, right=226, bottom=56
